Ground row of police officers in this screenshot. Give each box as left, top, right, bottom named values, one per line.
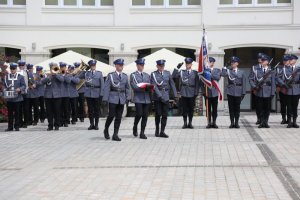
left=2, top=54, right=299, bottom=140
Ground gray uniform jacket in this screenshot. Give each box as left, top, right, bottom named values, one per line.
left=26, top=72, right=39, bottom=99
left=103, top=71, right=130, bottom=105
left=35, top=74, right=45, bottom=97
left=151, top=70, right=177, bottom=102
left=201, top=68, right=221, bottom=98
left=61, top=75, right=71, bottom=98
left=42, top=74, right=64, bottom=98
left=172, top=69, right=199, bottom=98
left=69, top=75, right=80, bottom=98
left=79, top=70, right=104, bottom=98
left=221, top=68, right=246, bottom=97
left=3, top=73, right=26, bottom=102
left=279, top=65, right=300, bottom=96
left=249, top=67, right=275, bottom=97
left=130, top=71, right=151, bottom=104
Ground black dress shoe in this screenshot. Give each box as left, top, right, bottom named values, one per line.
left=54, top=127, right=59, bottom=131
left=94, top=126, right=99, bottom=130
left=235, top=124, right=240, bottom=128
left=182, top=123, right=187, bottom=129
left=287, top=123, right=293, bottom=128
left=293, top=123, right=299, bottom=128
left=281, top=120, right=287, bottom=124
left=258, top=123, right=264, bottom=128
left=265, top=123, right=270, bottom=128
left=112, top=135, right=121, bottom=141
left=71, top=121, right=76, bottom=125
left=40, top=119, right=45, bottom=123
left=255, top=120, right=261, bottom=125
left=104, top=128, right=110, bottom=139
left=88, top=125, right=94, bottom=130
left=206, top=124, right=211, bottom=129
left=211, top=123, right=218, bottom=129
left=140, top=131, right=147, bottom=139
left=22, top=125, right=27, bottom=128
left=15, top=128, right=20, bottom=131
left=155, top=129, right=160, bottom=137
left=32, top=122, right=37, bottom=126
left=63, top=123, right=68, bottom=127
left=5, top=128, right=13, bottom=132
left=187, top=123, right=194, bottom=129
left=47, top=127, right=53, bottom=131
left=160, top=132, right=169, bottom=138
left=80, top=118, right=84, bottom=122
left=229, top=124, right=234, bottom=128
left=133, top=126, right=138, bottom=137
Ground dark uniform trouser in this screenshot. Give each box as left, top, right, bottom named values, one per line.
left=286, top=95, right=299, bottom=121
left=19, top=95, right=29, bottom=126
left=181, top=96, right=195, bottom=123
left=86, top=97, right=100, bottom=125
left=28, top=98, right=39, bottom=124
left=77, top=92, right=85, bottom=120
left=134, top=103, right=150, bottom=131
left=256, top=97, right=271, bottom=124
left=105, top=103, right=124, bottom=130
left=69, top=97, right=78, bottom=123
left=38, top=96, right=46, bottom=121
left=204, top=96, right=218, bottom=123
left=61, top=97, right=70, bottom=124
left=227, top=95, right=242, bottom=123
left=154, top=101, right=169, bottom=132
left=279, top=92, right=288, bottom=119
left=7, top=101, right=20, bottom=129
left=45, top=98, right=61, bottom=128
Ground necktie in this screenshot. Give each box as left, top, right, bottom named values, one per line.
left=141, top=73, right=143, bottom=78
left=119, top=73, right=121, bottom=79
left=187, top=70, right=190, bottom=75
left=263, top=69, right=266, bottom=74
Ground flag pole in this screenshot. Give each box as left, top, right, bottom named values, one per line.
left=203, top=25, right=209, bottom=124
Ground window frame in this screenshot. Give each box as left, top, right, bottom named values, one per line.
left=0, top=0, right=26, bottom=8
left=43, top=0, right=113, bottom=8
left=218, top=0, right=292, bottom=7
left=131, top=0, right=201, bottom=8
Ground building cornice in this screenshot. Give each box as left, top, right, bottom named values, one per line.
left=0, top=24, right=299, bottom=31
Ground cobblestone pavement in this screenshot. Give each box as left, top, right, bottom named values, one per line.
left=0, top=114, right=300, bottom=200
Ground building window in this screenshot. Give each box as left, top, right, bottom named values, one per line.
left=219, top=0, right=291, bottom=6
left=0, top=0, right=26, bottom=6
left=44, top=0, right=113, bottom=7
left=131, top=0, right=201, bottom=7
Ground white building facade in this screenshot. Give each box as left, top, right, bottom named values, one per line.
left=1, top=0, right=300, bottom=112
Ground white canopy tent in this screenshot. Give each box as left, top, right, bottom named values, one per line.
left=123, top=48, right=198, bottom=75
left=34, top=50, right=113, bottom=76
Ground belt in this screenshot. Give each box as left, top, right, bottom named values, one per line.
left=111, top=88, right=125, bottom=92
left=262, top=82, right=271, bottom=86
left=158, top=87, right=169, bottom=91
left=86, top=85, right=100, bottom=88
left=182, top=84, right=195, bottom=88
left=229, top=83, right=242, bottom=86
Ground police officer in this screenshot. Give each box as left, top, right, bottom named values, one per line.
left=17, top=60, right=29, bottom=128
left=130, top=58, right=151, bottom=139
left=103, top=59, right=130, bottom=141
left=75, top=62, right=85, bottom=122
left=59, top=62, right=71, bottom=127
left=151, top=59, right=177, bottom=138
left=26, top=64, right=39, bottom=126
left=202, top=57, right=221, bottom=129
left=249, top=54, right=275, bottom=128
left=280, top=54, right=300, bottom=128
left=35, top=66, right=46, bottom=123
left=3, top=63, right=26, bottom=131
left=68, top=65, right=80, bottom=125
left=80, top=60, right=104, bottom=130
left=42, top=62, right=64, bottom=131
left=221, top=56, right=246, bottom=128
left=275, top=54, right=292, bottom=124
left=172, top=57, right=199, bottom=129
left=249, top=53, right=265, bottom=125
